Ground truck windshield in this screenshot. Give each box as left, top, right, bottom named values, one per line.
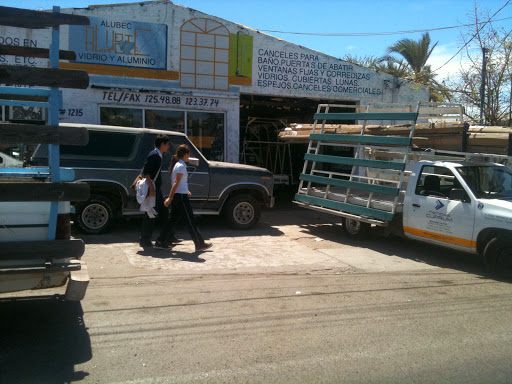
left=457, top=166, right=512, bottom=199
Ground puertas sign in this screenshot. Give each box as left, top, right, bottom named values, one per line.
left=254, top=47, right=382, bottom=98
left=69, top=17, right=167, bottom=69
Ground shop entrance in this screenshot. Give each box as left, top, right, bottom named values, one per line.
left=239, top=94, right=357, bottom=186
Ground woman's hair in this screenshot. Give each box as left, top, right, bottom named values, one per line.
left=169, top=144, right=190, bottom=172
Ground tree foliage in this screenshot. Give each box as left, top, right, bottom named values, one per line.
left=449, top=4, right=512, bottom=126
left=343, top=33, right=450, bottom=102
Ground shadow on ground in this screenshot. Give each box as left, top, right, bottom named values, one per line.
left=72, top=185, right=309, bottom=245
left=0, top=295, right=92, bottom=383
left=137, top=247, right=207, bottom=262
left=299, top=221, right=512, bottom=282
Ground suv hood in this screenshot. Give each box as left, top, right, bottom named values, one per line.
left=208, top=161, right=273, bottom=177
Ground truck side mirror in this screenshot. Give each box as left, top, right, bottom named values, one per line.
left=449, top=188, right=466, bottom=201
left=187, top=157, right=199, bottom=167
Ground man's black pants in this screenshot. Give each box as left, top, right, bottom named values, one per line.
left=140, top=188, right=169, bottom=243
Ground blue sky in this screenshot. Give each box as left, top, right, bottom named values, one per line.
left=4, top=0, right=511, bottom=81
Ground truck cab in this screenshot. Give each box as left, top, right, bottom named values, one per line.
left=403, top=161, right=512, bottom=271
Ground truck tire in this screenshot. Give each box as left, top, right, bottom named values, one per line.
left=74, top=194, right=115, bottom=234
left=342, top=217, right=370, bottom=239
left=483, top=236, right=512, bottom=276
left=224, top=194, right=261, bottom=229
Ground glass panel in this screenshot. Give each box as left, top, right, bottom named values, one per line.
left=61, top=131, right=137, bottom=158
left=186, top=111, right=224, bottom=161
left=145, top=110, right=185, bottom=132
left=100, top=107, right=142, bottom=127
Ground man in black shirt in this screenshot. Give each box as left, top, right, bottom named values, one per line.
left=139, top=134, right=172, bottom=248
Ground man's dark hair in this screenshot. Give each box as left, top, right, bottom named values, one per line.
left=154, top=134, right=170, bottom=148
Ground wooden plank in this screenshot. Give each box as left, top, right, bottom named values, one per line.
left=0, top=6, right=90, bottom=29
left=310, top=133, right=412, bottom=146
left=0, top=182, right=90, bottom=202
left=300, top=173, right=400, bottom=196
left=295, top=193, right=394, bottom=221
left=0, top=239, right=85, bottom=260
left=366, top=107, right=412, bottom=113
left=0, top=124, right=89, bottom=145
left=314, top=112, right=418, bottom=121
left=418, top=106, right=462, bottom=115
left=304, top=153, right=406, bottom=171
left=0, top=45, right=76, bottom=60
left=0, top=65, right=89, bottom=89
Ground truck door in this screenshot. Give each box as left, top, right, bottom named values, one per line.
left=162, top=136, right=210, bottom=210
left=404, top=165, right=476, bottom=253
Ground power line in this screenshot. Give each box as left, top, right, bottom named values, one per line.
left=432, top=0, right=511, bottom=73
left=258, top=16, right=512, bottom=37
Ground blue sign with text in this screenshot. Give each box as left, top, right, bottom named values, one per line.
left=69, top=17, right=167, bottom=69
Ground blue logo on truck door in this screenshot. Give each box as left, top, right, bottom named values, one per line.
left=435, top=199, right=445, bottom=210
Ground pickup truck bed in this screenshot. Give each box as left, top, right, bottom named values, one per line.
left=297, top=183, right=404, bottom=220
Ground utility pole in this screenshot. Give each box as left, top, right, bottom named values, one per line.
left=479, top=47, right=488, bottom=125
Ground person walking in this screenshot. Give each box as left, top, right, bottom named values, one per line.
left=139, top=134, right=175, bottom=249
left=163, top=144, right=212, bottom=252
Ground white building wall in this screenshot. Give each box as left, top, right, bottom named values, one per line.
left=0, top=1, right=428, bottom=162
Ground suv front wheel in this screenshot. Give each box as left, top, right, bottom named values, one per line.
left=74, top=194, right=115, bottom=234
left=224, top=194, right=261, bottom=229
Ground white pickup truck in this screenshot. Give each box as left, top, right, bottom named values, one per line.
left=295, top=105, right=512, bottom=274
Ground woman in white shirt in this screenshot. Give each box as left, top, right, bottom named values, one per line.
left=163, top=144, right=212, bottom=252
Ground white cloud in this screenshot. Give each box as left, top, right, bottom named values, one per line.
left=428, top=43, right=473, bottom=82
left=346, top=45, right=357, bottom=51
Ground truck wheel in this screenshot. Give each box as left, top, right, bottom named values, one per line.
left=483, top=236, right=512, bottom=276
left=224, top=194, right=261, bottom=229
left=342, top=217, right=370, bottom=239
left=74, top=195, right=115, bottom=234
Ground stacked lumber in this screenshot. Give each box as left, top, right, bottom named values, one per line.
left=465, top=126, right=512, bottom=155
left=279, top=122, right=511, bottom=155
left=279, top=122, right=466, bottom=149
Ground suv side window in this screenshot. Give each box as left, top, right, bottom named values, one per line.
left=159, top=135, right=208, bottom=173
left=61, top=131, right=138, bottom=159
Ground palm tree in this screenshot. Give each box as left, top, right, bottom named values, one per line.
left=373, top=55, right=411, bottom=79
left=387, top=32, right=438, bottom=82
left=387, top=33, right=451, bottom=101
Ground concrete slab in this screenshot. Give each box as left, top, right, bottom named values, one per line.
left=319, top=246, right=439, bottom=272
left=112, top=235, right=353, bottom=274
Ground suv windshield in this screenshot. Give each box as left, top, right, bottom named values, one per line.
left=457, top=166, right=512, bottom=199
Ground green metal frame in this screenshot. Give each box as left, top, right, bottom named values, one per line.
left=304, top=153, right=406, bottom=171
left=313, top=112, right=419, bottom=121
left=309, top=133, right=412, bottom=146
left=299, top=173, right=400, bottom=196
left=295, top=193, right=394, bottom=221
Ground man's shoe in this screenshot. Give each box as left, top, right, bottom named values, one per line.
left=139, top=240, right=153, bottom=248
left=195, top=242, right=213, bottom=252
left=154, top=240, right=171, bottom=250
left=168, top=236, right=183, bottom=244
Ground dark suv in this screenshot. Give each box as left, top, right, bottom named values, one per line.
left=32, top=124, right=274, bottom=234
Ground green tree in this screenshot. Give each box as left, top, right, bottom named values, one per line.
left=343, top=35, right=450, bottom=102
left=386, top=32, right=451, bottom=101
left=387, top=32, right=438, bottom=82
left=449, top=4, right=512, bottom=125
